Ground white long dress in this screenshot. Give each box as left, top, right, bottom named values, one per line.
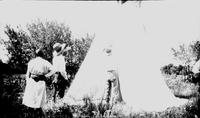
left=23, top=57, right=54, bottom=108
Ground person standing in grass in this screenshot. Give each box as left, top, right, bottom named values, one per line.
left=22, top=48, right=55, bottom=118
left=52, top=43, right=70, bottom=102
left=104, top=46, right=123, bottom=107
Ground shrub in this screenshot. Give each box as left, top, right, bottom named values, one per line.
left=161, top=64, right=193, bottom=76
left=2, top=26, right=34, bottom=73
left=1, top=20, right=94, bottom=75
left=1, top=74, right=199, bottom=118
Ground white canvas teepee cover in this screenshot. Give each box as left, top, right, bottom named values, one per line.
left=64, top=24, right=187, bottom=112
left=63, top=1, right=200, bottom=112
left=64, top=34, right=117, bottom=105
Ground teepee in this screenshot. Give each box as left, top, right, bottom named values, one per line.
left=63, top=1, right=200, bottom=112
left=64, top=31, right=118, bottom=105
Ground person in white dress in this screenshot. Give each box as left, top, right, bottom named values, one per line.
left=22, top=48, right=55, bottom=118
left=104, top=46, right=123, bottom=107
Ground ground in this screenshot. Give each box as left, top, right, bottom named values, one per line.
left=0, top=74, right=199, bottom=118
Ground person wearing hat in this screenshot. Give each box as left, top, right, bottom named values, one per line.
left=52, top=43, right=70, bottom=102
left=104, top=46, right=123, bottom=108
left=22, top=48, right=55, bottom=118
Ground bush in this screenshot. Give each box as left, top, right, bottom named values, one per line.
left=1, top=20, right=93, bottom=75
left=171, top=42, right=200, bottom=66
left=2, top=26, right=34, bottom=73
left=1, top=74, right=200, bottom=118
left=0, top=74, right=73, bottom=118
left=0, top=60, right=13, bottom=74
left=27, top=20, right=93, bottom=77
left=0, top=74, right=25, bottom=118
left=161, top=64, right=194, bottom=77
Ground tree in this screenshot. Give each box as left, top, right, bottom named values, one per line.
left=2, top=26, right=34, bottom=73
left=190, top=41, right=200, bottom=62
left=2, top=20, right=94, bottom=75
left=171, top=41, right=200, bottom=67
left=27, top=19, right=72, bottom=62
left=161, top=40, right=200, bottom=83
left=27, top=20, right=94, bottom=76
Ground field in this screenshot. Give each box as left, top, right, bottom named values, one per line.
left=0, top=74, right=199, bottom=118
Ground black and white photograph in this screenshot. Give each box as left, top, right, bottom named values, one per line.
left=1, top=0, right=200, bottom=117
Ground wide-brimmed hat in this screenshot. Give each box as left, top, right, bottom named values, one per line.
left=53, top=43, right=66, bottom=54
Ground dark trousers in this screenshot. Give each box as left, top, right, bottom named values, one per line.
left=53, top=72, right=68, bottom=102
left=22, top=105, right=46, bottom=118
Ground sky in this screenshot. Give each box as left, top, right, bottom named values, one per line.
left=1, top=0, right=200, bottom=111
left=0, top=0, right=200, bottom=62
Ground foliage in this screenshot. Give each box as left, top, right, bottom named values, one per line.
left=2, top=26, right=34, bottom=73
left=172, top=44, right=193, bottom=66
left=171, top=41, right=200, bottom=66
left=2, top=20, right=93, bottom=75
left=45, top=103, right=73, bottom=118
left=0, top=19, right=94, bottom=117
left=1, top=74, right=200, bottom=118
left=0, top=74, right=25, bottom=118
left=161, top=42, right=200, bottom=100
left=162, top=41, right=200, bottom=83
left=27, top=19, right=93, bottom=75
left=161, top=64, right=192, bottom=76
left=160, top=64, right=199, bottom=84
left=26, top=19, right=72, bottom=62
left=65, top=35, right=93, bottom=77
left=190, top=41, right=200, bottom=62
left=0, top=59, right=12, bottom=74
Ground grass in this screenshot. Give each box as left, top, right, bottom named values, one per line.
left=1, top=74, right=200, bottom=118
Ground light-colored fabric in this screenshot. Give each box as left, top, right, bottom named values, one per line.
left=192, top=60, right=200, bottom=74
left=63, top=43, right=117, bottom=105
left=109, top=70, right=123, bottom=106
left=64, top=26, right=188, bottom=112
left=52, top=52, right=67, bottom=80
left=23, top=57, right=53, bottom=108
